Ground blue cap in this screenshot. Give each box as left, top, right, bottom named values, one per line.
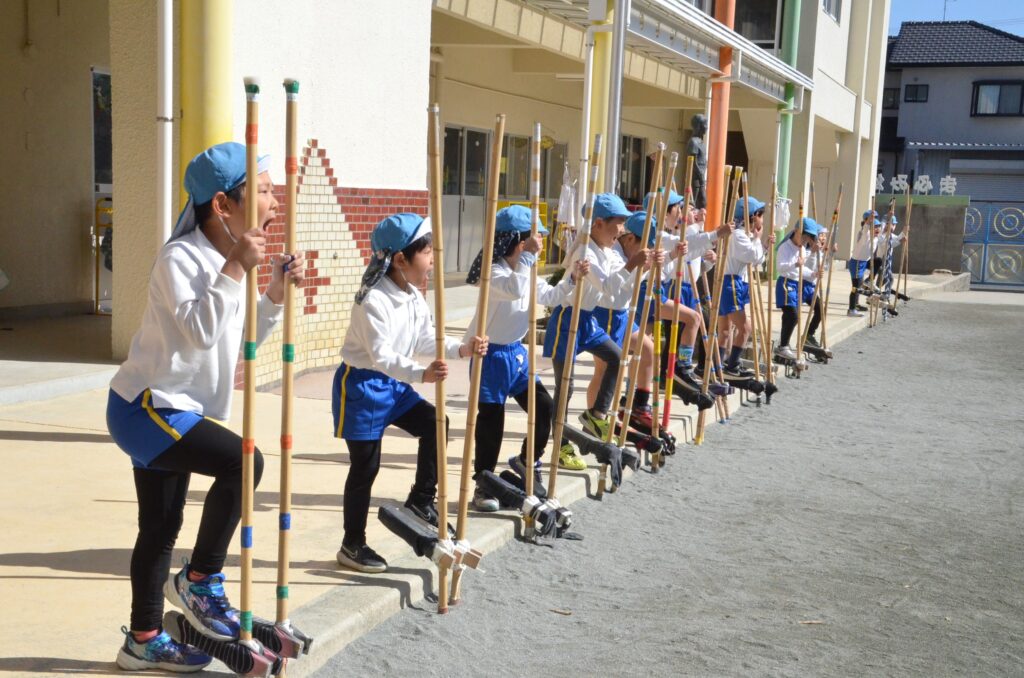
left=496, top=204, right=549, bottom=235
left=371, top=213, right=432, bottom=255
left=891, top=214, right=899, bottom=225
left=734, top=196, right=766, bottom=222
left=170, top=142, right=271, bottom=241
left=796, top=217, right=822, bottom=238
left=641, top=190, right=684, bottom=212
left=625, top=211, right=657, bottom=247
left=862, top=209, right=877, bottom=221
left=590, top=193, right=632, bottom=220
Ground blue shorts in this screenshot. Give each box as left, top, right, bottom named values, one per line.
left=106, top=389, right=203, bottom=468
left=543, top=305, right=611, bottom=363
left=332, top=363, right=423, bottom=440
left=592, top=306, right=638, bottom=347
left=476, top=342, right=537, bottom=404
left=775, top=278, right=816, bottom=308
left=634, top=280, right=670, bottom=326
left=847, top=259, right=869, bottom=280
left=662, top=279, right=698, bottom=311
left=718, top=275, right=750, bottom=316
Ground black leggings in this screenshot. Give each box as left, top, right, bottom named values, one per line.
left=780, top=299, right=823, bottom=347
left=130, top=418, right=264, bottom=631
left=849, top=276, right=863, bottom=310
left=343, top=400, right=443, bottom=546
left=474, top=382, right=554, bottom=476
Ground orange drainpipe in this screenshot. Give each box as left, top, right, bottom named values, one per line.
left=704, top=0, right=736, bottom=231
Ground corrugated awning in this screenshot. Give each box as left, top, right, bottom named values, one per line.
left=528, top=0, right=814, bottom=104
left=908, top=141, right=1024, bottom=151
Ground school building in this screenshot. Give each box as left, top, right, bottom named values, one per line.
left=0, top=0, right=892, bottom=387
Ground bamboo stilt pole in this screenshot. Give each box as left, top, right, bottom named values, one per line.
left=276, top=78, right=299, bottom=636
left=695, top=166, right=741, bottom=443
left=450, top=114, right=505, bottom=605
left=426, top=105, right=451, bottom=613
left=598, top=144, right=664, bottom=497
left=615, top=151, right=677, bottom=449
left=548, top=135, right=603, bottom=500
left=801, top=185, right=843, bottom=348
left=740, top=174, right=763, bottom=384
left=524, top=121, right=542, bottom=533
left=660, top=159, right=695, bottom=431
left=239, top=76, right=260, bottom=646
left=766, top=173, right=778, bottom=376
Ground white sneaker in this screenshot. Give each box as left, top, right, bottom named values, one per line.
left=472, top=487, right=500, bottom=512
left=775, top=346, right=798, bottom=361
left=847, top=309, right=864, bottom=317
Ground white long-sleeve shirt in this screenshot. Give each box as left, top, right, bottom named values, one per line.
left=850, top=224, right=878, bottom=261
left=670, top=223, right=719, bottom=285
left=722, top=228, right=766, bottom=278
left=874, top=230, right=905, bottom=257
left=565, top=240, right=633, bottom=312
left=110, top=228, right=283, bottom=421
left=464, top=253, right=574, bottom=344
left=599, top=243, right=636, bottom=311
left=777, top=237, right=817, bottom=283
left=342, top=275, right=461, bottom=384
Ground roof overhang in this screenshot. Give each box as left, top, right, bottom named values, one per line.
left=528, top=0, right=814, bottom=105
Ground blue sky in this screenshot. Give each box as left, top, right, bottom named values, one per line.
left=888, top=0, right=1024, bottom=36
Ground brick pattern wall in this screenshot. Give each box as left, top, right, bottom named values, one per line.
left=236, top=139, right=428, bottom=390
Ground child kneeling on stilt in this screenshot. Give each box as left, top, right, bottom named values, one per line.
left=334, top=213, right=487, bottom=573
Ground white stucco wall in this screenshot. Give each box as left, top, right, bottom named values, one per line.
left=436, top=46, right=687, bottom=185
left=230, top=0, right=431, bottom=190
left=0, top=0, right=110, bottom=311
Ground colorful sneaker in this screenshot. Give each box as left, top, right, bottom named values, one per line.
left=472, top=487, right=500, bottom=512
left=116, top=628, right=212, bottom=673
left=578, top=409, right=610, bottom=440
left=629, top=405, right=654, bottom=432
left=509, top=455, right=549, bottom=497
left=336, top=542, right=388, bottom=573
left=164, top=563, right=240, bottom=641
left=556, top=443, right=588, bottom=471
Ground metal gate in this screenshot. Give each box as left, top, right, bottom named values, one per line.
left=962, top=201, right=1024, bottom=289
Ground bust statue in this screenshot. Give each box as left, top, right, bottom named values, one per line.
left=686, top=113, right=708, bottom=209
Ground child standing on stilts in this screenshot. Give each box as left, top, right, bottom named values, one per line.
left=107, top=143, right=305, bottom=671
left=333, top=213, right=487, bottom=573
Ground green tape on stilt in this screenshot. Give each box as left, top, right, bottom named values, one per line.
left=276, top=586, right=289, bottom=599
left=283, top=79, right=300, bottom=94
left=244, top=342, right=257, bottom=360
left=282, top=344, right=295, bottom=362
left=240, top=611, right=253, bottom=632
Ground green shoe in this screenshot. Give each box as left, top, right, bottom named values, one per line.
left=558, top=443, right=588, bottom=471
left=578, top=409, right=610, bottom=440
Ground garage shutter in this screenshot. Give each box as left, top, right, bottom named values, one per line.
left=955, top=173, right=1024, bottom=202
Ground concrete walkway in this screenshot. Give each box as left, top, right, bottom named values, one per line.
left=0, top=272, right=968, bottom=676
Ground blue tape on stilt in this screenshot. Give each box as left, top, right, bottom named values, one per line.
left=241, top=526, right=253, bottom=548
left=279, top=513, right=291, bottom=530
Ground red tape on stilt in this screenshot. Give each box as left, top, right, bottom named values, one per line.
left=280, top=434, right=292, bottom=450
left=245, top=125, right=258, bottom=144
left=242, top=439, right=256, bottom=455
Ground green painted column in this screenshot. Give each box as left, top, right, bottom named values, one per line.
left=777, top=0, right=801, bottom=201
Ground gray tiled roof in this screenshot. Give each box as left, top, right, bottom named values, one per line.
left=888, top=21, right=1024, bottom=66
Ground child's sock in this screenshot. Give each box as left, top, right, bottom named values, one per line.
left=679, top=345, right=694, bottom=368
left=633, top=388, right=651, bottom=409
left=727, top=346, right=743, bottom=369
left=132, top=629, right=160, bottom=643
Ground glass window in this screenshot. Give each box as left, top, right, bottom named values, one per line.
left=544, top=143, right=568, bottom=200
left=822, top=0, right=841, bottom=21
left=971, top=81, right=1023, bottom=116
left=882, top=88, right=899, bottom=110
left=904, top=84, right=929, bottom=102
left=442, top=127, right=463, bottom=196
left=463, top=130, right=487, bottom=198
left=499, top=135, right=530, bottom=199
left=735, top=0, right=778, bottom=48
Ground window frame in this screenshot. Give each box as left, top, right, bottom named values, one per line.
left=882, top=87, right=899, bottom=110
left=970, top=80, right=1024, bottom=117
left=904, top=84, right=929, bottom=103
left=822, top=0, right=841, bottom=22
